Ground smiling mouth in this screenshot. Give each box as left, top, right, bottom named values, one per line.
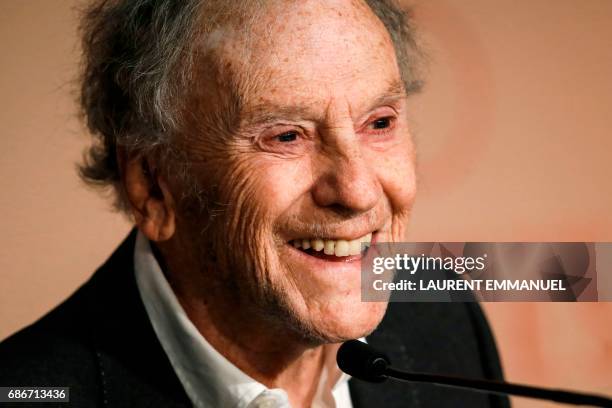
left=288, top=232, right=374, bottom=261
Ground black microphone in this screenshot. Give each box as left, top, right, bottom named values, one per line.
left=337, top=340, right=612, bottom=407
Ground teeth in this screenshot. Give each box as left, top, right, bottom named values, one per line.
left=335, top=240, right=349, bottom=256
left=290, top=233, right=373, bottom=257
left=324, top=240, right=335, bottom=255
left=312, top=239, right=324, bottom=251
left=349, top=239, right=361, bottom=255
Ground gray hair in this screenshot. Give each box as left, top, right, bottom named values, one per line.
left=78, top=0, right=422, bottom=212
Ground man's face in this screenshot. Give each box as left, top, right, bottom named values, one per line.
left=174, top=0, right=416, bottom=342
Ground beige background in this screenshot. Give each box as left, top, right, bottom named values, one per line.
left=1, top=0, right=611, bottom=406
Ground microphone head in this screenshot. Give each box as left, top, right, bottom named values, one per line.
left=337, top=340, right=390, bottom=383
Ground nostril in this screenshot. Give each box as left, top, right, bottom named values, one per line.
left=327, top=203, right=353, bottom=217
left=311, top=168, right=381, bottom=214
left=326, top=204, right=358, bottom=217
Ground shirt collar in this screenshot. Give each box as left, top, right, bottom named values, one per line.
left=133, top=231, right=356, bottom=408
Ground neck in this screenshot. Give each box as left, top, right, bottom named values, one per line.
left=180, top=283, right=330, bottom=408
left=154, top=241, right=334, bottom=408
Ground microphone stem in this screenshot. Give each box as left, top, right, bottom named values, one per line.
left=385, top=367, right=612, bottom=407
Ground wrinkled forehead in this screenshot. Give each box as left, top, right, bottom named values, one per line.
left=199, top=0, right=401, bottom=116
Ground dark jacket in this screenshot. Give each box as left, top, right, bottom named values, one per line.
left=0, top=230, right=509, bottom=407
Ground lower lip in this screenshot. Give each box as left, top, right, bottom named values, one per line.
left=288, top=232, right=379, bottom=263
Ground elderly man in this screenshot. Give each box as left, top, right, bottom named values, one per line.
left=0, top=0, right=507, bottom=407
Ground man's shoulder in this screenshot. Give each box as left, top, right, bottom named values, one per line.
left=0, top=230, right=133, bottom=380
left=0, top=281, right=100, bottom=406
left=0, top=230, right=136, bottom=405
left=0, top=229, right=190, bottom=407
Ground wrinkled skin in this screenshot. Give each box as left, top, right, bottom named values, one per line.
left=128, top=0, right=417, bottom=405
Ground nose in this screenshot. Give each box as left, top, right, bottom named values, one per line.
left=311, top=133, right=381, bottom=214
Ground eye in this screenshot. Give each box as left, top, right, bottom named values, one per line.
left=276, top=131, right=298, bottom=142
left=371, top=117, right=392, bottom=130
left=255, top=125, right=310, bottom=155
left=361, top=113, right=398, bottom=144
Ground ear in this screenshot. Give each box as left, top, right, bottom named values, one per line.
left=118, top=148, right=176, bottom=242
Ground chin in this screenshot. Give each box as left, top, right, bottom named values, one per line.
left=299, top=298, right=389, bottom=343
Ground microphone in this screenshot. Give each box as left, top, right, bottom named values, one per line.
left=337, top=340, right=612, bottom=407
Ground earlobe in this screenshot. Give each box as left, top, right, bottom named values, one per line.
left=140, top=194, right=175, bottom=242
left=152, top=177, right=176, bottom=241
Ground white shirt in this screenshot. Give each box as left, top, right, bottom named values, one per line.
left=133, top=232, right=356, bottom=408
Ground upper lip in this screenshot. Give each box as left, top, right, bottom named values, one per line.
left=287, top=229, right=378, bottom=242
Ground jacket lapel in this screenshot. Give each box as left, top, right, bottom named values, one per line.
left=87, top=230, right=191, bottom=407
left=349, top=320, right=416, bottom=408
left=349, top=301, right=509, bottom=408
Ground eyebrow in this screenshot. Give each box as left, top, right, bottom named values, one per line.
left=240, top=78, right=407, bottom=127
left=361, top=79, right=407, bottom=116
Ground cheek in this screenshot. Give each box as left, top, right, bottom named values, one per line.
left=192, top=157, right=274, bottom=278
left=212, top=156, right=310, bottom=258
left=248, top=157, right=312, bottom=221
left=373, top=141, right=417, bottom=212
